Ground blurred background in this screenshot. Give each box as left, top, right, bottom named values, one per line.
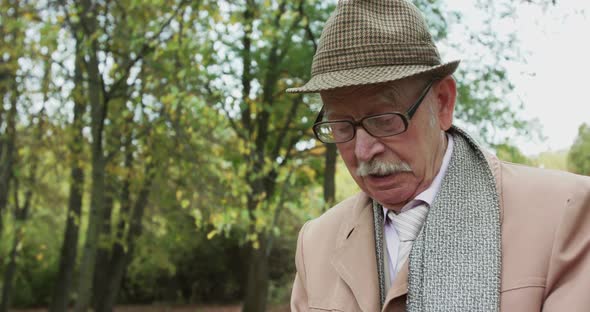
left=0, top=0, right=588, bottom=312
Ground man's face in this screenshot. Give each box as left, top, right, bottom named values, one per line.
left=320, top=77, right=455, bottom=211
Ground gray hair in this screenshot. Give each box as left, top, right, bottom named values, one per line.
left=357, top=159, right=412, bottom=177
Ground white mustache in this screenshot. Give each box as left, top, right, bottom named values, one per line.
left=356, top=159, right=412, bottom=177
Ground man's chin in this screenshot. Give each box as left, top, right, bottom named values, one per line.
left=370, top=190, right=413, bottom=210
left=363, top=176, right=415, bottom=206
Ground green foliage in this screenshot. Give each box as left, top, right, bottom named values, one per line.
left=119, top=209, right=298, bottom=304
left=568, top=123, right=590, bottom=175
left=196, top=0, right=334, bottom=257
left=0, top=212, right=62, bottom=307
left=123, top=213, right=244, bottom=303
left=533, top=149, right=569, bottom=171
left=494, top=143, right=533, bottom=165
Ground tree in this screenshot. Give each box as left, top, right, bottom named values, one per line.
left=201, top=1, right=335, bottom=311
left=34, top=1, right=223, bottom=310
left=67, top=1, right=108, bottom=310
left=0, top=111, right=44, bottom=312
left=52, top=2, right=219, bottom=311
left=49, top=35, right=86, bottom=312
left=568, top=123, right=590, bottom=175
left=0, top=2, right=54, bottom=308
left=54, top=1, right=200, bottom=310
left=0, top=2, right=68, bottom=310
left=0, top=0, right=26, bottom=239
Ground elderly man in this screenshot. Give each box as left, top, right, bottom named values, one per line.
left=286, top=0, right=590, bottom=311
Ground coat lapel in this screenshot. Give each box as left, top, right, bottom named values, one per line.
left=383, top=261, right=409, bottom=310
left=331, top=194, right=381, bottom=312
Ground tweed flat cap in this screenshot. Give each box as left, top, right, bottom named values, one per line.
left=286, top=0, right=460, bottom=93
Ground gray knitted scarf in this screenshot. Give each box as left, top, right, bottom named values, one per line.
left=373, top=127, right=501, bottom=311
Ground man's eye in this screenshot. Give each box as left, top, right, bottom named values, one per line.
left=332, top=124, right=350, bottom=134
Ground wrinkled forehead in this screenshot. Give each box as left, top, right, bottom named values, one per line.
left=320, top=78, right=427, bottom=117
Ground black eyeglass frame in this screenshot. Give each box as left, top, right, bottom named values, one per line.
left=312, top=80, right=436, bottom=144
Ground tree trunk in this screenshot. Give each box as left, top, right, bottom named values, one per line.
left=95, top=134, right=133, bottom=312
left=95, top=243, right=125, bottom=312
left=49, top=41, right=86, bottom=312
left=0, top=60, right=46, bottom=309
left=0, top=2, right=21, bottom=237
left=323, top=143, right=337, bottom=208
left=0, top=82, right=18, bottom=236
left=92, top=191, right=114, bottom=309
left=0, top=154, right=35, bottom=312
left=75, top=88, right=106, bottom=311
left=0, top=224, right=21, bottom=312
left=97, top=163, right=153, bottom=312
left=242, top=241, right=270, bottom=312
left=75, top=101, right=106, bottom=311
left=97, top=190, right=151, bottom=312
left=74, top=0, right=107, bottom=308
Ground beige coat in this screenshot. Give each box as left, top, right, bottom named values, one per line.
left=291, top=153, right=590, bottom=312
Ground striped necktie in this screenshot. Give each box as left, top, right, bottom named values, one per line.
left=387, top=204, right=429, bottom=272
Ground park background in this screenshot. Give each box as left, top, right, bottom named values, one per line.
left=0, top=0, right=589, bottom=311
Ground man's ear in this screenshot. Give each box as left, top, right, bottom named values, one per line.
left=434, top=76, right=457, bottom=131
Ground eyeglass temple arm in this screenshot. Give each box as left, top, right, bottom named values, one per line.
left=315, top=106, right=325, bottom=124
left=406, top=80, right=435, bottom=119
left=315, top=80, right=435, bottom=123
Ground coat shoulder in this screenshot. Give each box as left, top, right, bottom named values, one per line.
left=500, top=161, right=590, bottom=197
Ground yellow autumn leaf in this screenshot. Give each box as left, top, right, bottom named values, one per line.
left=206, top=230, right=217, bottom=240
left=256, top=217, right=267, bottom=228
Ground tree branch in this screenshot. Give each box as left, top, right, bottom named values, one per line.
left=106, top=0, right=191, bottom=100
left=204, top=83, right=249, bottom=142
left=240, top=0, right=256, bottom=134
left=281, top=133, right=322, bottom=165
left=276, top=0, right=306, bottom=61
left=271, top=95, right=302, bottom=160
left=265, top=166, right=295, bottom=257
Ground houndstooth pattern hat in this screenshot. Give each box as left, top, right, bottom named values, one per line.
left=286, top=0, right=460, bottom=93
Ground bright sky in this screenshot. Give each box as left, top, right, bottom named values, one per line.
left=444, top=0, right=590, bottom=156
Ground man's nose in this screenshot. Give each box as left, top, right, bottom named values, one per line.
left=354, top=128, right=385, bottom=162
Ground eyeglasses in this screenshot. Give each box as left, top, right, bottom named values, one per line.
left=312, top=81, right=435, bottom=144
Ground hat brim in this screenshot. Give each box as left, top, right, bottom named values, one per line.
left=286, top=60, right=460, bottom=94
